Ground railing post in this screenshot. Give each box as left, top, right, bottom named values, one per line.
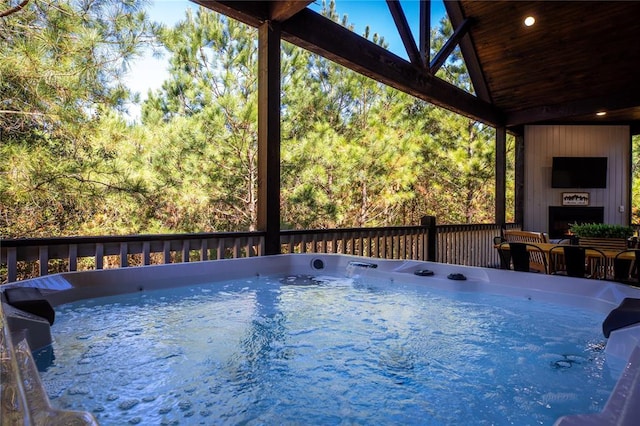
left=257, top=20, right=281, bottom=256
left=421, top=215, right=437, bottom=262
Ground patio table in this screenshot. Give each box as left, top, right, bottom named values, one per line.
left=494, top=242, right=635, bottom=277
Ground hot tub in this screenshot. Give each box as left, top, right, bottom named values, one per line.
left=2, top=254, right=640, bottom=425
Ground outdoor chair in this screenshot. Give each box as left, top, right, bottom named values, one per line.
left=613, top=250, right=640, bottom=286
left=548, top=245, right=607, bottom=279
left=497, top=242, right=548, bottom=274
left=502, top=229, right=549, bottom=244
left=493, top=236, right=508, bottom=269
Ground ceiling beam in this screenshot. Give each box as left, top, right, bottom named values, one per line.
left=418, top=0, right=431, bottom=67
left=193, top=0, right=312, bottom=25
left=269, top=1, right=312, bottom=22
left=429, top=17, right=472, bottom=74
left=444, top=0, right=491, bottom=103
left=386, top=0, right=424, bottom=67
left=506, top=88, right=640, bottom=126
left=281, top=8, right=502, bottom=126
left=195, top=1, right=502, bottom=126
left=192, top=1, right=267, bottom=27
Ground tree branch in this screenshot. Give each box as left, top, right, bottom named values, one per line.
left=0, top=0, right=30, bottom=18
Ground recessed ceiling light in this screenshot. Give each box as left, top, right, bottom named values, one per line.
left=596, top=111, right=607, bottom=116
left=524, top=16, right=535, bottom=27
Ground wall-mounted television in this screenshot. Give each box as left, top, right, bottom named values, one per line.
left=551, top=156, right=608, bottom=188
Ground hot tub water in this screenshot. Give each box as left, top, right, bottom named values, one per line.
left=37, top=273, right=616, bottom=425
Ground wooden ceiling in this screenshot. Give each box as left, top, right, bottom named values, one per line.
left=193, top=1, right=640, bottom=134
left=450, top=1, right=640, bottom=131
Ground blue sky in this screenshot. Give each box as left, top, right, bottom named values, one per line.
left=308, top=0, right=447, bottom=53
left=124, top=0, right=447, bottom=119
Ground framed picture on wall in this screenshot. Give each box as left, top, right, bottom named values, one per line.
left=562, top=192, right=590, bottom=206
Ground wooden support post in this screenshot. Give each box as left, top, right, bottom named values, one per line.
left=514, top=134, right=525, bottom=225
left=495, top=126, right=507, bottom=226
left=258, top=21, right=282, bottom=255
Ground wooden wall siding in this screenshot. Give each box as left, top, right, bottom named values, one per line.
left=523, top=125, right=631, bottom=234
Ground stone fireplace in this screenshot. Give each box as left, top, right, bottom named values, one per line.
left=548, top=206, right=604, bottom=239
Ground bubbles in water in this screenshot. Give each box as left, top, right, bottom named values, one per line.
left=41, top=276, right=616, bottom=425
left=67, top=386, right=90, bottom=395
left=541, top=392, right=578, bottom=404
left=178, top=401, right=192, bottom=412
left=118, top=399, right=140, bottom=410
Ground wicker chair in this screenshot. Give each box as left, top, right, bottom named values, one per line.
left=498, top=242, right=548, bottom=274
left=548, top=245, right=607, bottom=279
left=500, top=230, right=549, bottom=272
left=613, top=249, right=640, bottom=286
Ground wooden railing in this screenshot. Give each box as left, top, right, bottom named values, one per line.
left=0, top=232, right=266, bottom=284
left=436, top=222, right=519, bottom=267
left=1, top=220, right=519, bottom=284
left=280, top=225, right=432, bottom=260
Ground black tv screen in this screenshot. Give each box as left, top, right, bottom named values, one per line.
left=551, top=157, right=607, bottom=188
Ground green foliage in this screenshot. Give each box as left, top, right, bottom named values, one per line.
left=0, top=0, right=155, bottom=237
left=141, top=9, right=259, bottom=231
left=569, top=223, right=634, bottom=238
left=1, top=2, right=516, bottom=238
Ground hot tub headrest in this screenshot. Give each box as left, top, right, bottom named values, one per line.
left=4, top=287, right=55, bottom=325
left=602, top=298, right=640, bottom=338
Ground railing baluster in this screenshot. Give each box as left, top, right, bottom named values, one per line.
left=200, top=240, right=208, bottom=261
left=163, top=241, right=171, bottom=264
left=232, top=240, right=240, bottom=258
left=182, top=240, right=190, bottom=262
left=69, top=244, right=78, bottom=272
left=95, top=243, right=104, bottom=270
left=7, top=247, right=17, bottom=282
left=245, top=237, right=253, bottom=257
left=120, top=242, right=128, bottom=267
left=217, top=239, right=224, bottom=260
left=38, top=246, right=48, bottom=277
left=257, top=238, right=264, bottom=256
left=143, top=242, right=151, bottom=265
